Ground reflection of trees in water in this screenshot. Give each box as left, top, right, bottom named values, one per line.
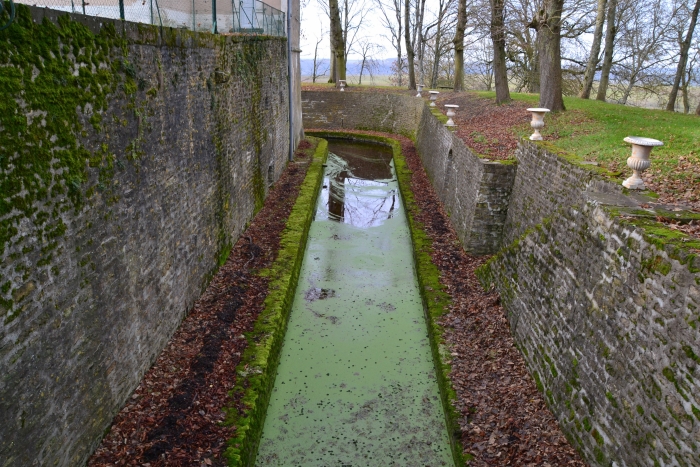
left=325, top=143, right=397, bottom=229
left=327, top=176, right=397, bottom=228
left=328, top=169, right=346, bottom=222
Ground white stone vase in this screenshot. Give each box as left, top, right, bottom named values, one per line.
left=526, top=108, right=550, bottom=140
left=416, top=84, right=424, bottom=97
left=444, top=104, right=458, bottom=127
left=339, top=80, right=346, bottom=91
left=429, top=91, right=439, bottom=107
left=622, top=136, right=663, bottom=190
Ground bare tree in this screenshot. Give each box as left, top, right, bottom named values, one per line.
left=318, top=0, right=371, bottom=82
left=680, top=48, right=697, bottom=113
left=453, top=0, right=468, bottom=90
left=415, top=0, right=428, bottom=85
left=354, top=39, right=385, bottom=84
left=329, top=0, right=346, bottom=86
left=310, top=32, right=330, bottom=83
left=465, top=37, right=496, bottom=90
left=666, top=0, right=700, bottom=111
left=342, top=0, right=372, bottom=65
left=423, top=0, right=455, bottom=87
left=529, top=0, right=566, bottom=111
left=579, top=0, right=607, bottom=98
left=611, top=0, right=677, bottom=105
left=490, top=0, right=511, bottom=102
left=506, top=0, right=540, bottom=92
left=405, top=0, right=427, bottom=89
left=376, top=0, right=405, bottom=86
left=595, top=0, right=617, bottom=100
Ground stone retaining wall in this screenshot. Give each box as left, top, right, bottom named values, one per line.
left=482, top=141, right=700, bottom=467
left=0, top=6, right=290, bottom=466
left=503, top=140, right=622, bottom=244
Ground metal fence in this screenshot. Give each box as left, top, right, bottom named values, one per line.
left=13, top=0, right=286, bottom=35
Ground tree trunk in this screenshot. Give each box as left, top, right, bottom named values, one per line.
left=681, top=70, right=690, bottom=113
left=312, top=40, right=320, bottom=83
left=666, top=0, right=700, bottom=111
left=431, top=25, right=443, bottom=88
left=329, top=0, right=346, bottom=86
left=490, top=0, right=510, bottom=103
left=596, top=0, right=617, bottom=101
left=359, top=55, right=367, bottom=84
left=527, top=49, right=540, bottom=93
left=620, top=76, right=636, bottom=105
left=453, top=0, right=467, bottom=91
left=696, top=99, right=700, bottom=115
left=531, top=0, right=565, bottom=111
left=416, top=0, right=426, bottom=86
left=580, top=0, right=607, bottom=98
left=405, top=0, right=416, bottom=89
left=329, top=38, right=336, bottom=83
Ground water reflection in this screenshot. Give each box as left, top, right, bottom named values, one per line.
left=316, top=140, right=398, bottom=229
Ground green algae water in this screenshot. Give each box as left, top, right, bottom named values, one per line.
left=255, top=140, right=454, bottom=466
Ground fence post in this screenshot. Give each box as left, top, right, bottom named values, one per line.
left=212, top=0, right=218, bottom=33
left=119, top=0, right=125, bottom=19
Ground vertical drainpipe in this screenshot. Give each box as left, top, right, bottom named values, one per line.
left=212, top=0, right=218, bottom=33
left=287, top=0, right=294, bottom=162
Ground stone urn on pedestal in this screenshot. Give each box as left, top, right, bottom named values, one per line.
left=339, top=80, right=346, bottom=91
left=444, top=105, right=458, bottom=127
left=526, top=108, right=550, bottom=140
left=429, top=91, right=439, bottom=107
left=622, top=136, right=663, bottom=190
left=416, top=84, right=424, bottom=97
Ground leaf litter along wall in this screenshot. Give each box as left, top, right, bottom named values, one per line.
left=0, top=5, right=290, bottom=466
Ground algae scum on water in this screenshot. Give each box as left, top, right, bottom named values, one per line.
left=256, top=140, right=454, bottom=466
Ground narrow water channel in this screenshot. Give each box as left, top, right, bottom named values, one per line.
left=255, top=140, right=454, bottom=466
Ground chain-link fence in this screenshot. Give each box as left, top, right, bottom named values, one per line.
left=13, top=0, right=286, bottom=36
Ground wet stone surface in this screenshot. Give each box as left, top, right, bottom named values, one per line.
left=256, top=141, right=454, bottom=466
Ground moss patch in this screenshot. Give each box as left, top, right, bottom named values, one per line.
left=222, top=138, right=328, bottom=467
left=0, top=5, right=134, bottom=323
left=604, top=206, right=700, bottom=274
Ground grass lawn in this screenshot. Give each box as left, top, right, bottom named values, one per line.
left=476, top=91, right=700, bottom=207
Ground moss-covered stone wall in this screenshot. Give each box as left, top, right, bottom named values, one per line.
left=481, top=141, right=700, bottom=466
left=502, top=139, right=623, bottom=244
left=0, top=5, right=290, bottom=466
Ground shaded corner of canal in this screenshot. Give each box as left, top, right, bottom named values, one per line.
left=255, top=139, right=455, bottom=466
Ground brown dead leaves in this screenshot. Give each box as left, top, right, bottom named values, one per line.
left=88, top=147, right=313, bottom=467
left=438, top=92, right=531, bottom=161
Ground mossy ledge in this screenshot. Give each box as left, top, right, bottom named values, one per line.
left=222, top=137, right=328, bottom=467
left=305, top=129, right=468, bottom=467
